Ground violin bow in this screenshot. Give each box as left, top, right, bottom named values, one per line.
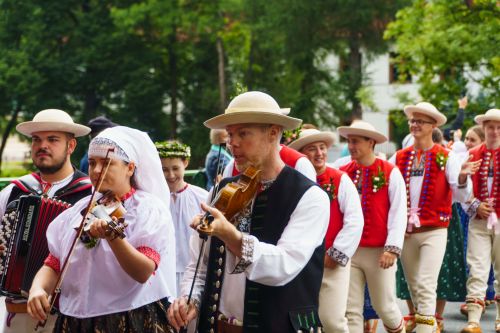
left=35, top=148, right=115, bottom=330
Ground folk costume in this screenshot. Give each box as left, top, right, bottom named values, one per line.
left=181, top=91, right=330, bottom=333
left=222, top=144, right=317, bottom=181
left=338, top=121, right=407, bottom=333
left=43, top=126, right=176, bottom=333
left=155, top=141, right=209, bottom=296
left=0, top=109, right=92, bottom=333
left=288, top=128, right=364, bottom=333
left=462, top=109, right=500, bottom=333
left=390, top=102, right=472, bottom=333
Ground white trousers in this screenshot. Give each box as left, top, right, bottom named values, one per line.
left=346, top=247, right=403, bottom=333
left=466, top=217, right=500, bottom=322
left=319, top=261, right=350, bottom=333
left=400, top=228, right=447, bottom=317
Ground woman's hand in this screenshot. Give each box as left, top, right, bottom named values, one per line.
left=27, top=288, right=50, bottom=322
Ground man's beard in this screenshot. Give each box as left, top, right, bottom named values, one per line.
left=34, top=147, right=69, bottom=175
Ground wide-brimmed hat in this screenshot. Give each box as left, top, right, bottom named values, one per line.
left=404, top=102, right=447, bottom=127
left=337, top=120, right=387, bottom=144
left=288, top=129, right=335, bottom=151
left=16, top=109, right=91, bottom=137
left=475, top=108, right=500, bottom=125
left=204, top=91, right=302, bottom=130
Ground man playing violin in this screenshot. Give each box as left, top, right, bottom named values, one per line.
left=27, top=126, right=176, bottom=333
left=168, top=91, right=330, bottom=333
left=0, top=109, right=92, bottom=333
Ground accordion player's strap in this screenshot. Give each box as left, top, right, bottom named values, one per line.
left=10, top=173, right=44, bottom=196
left=5, top=299, right=28, bottom=313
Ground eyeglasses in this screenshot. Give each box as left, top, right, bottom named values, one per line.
left=408, top=119, right=435, bottom=126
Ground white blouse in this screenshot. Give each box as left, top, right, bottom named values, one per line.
left=46, top=190, right=176, bottom=318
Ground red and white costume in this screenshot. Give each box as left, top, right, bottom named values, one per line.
left=317, top=167, right=364, bottom=333
left=340, top=158, right=407, bottom=333
left=391, top=144, right=472, bottom=329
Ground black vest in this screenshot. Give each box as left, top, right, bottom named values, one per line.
left=198, top=166, right=324, bottom=333
left=6, top=169, right=92, bottom=210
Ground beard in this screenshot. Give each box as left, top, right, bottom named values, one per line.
left=33, top=147, right=69, bottom=175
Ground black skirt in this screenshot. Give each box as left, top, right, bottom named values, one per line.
left=53, top=298, right=175, bottom=333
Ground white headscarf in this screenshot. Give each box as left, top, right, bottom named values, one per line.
left=88, top=126, right=170, bottom=209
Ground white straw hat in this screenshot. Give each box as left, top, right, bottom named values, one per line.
left=16, top=109, right=91, bottom=137
left=337, top=120, right=387, bottom=144
left=475, top=108, right=500, bottom=125
left=204, top=91, right=302, bottom=130
left=288, top=129, right=335, bottom=151
left=403, top=102, right=447, bottom=127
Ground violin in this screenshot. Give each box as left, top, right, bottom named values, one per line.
left=81, top=191, right=128, bottom=243
left=197, top=166, right=261, bottom=236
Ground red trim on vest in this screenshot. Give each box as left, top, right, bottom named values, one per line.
left=10, top=180, right=30, bottom=193
left=469, top=143, right=500, bottom=216
left=231, top=145, right=306, bottom=177
left=340, top=158, right=393, bottom=247
left=317, top=167, right=344, bottom=249
left=395, top=145, right=452, bottom=229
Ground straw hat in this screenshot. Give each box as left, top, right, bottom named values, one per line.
left=475, top=108, right=500, bottom=125
left=16, top=109, right=91, bottom=137
left=204, top=91, right=302, bottom=130
left=337, top=120, right=387, bottom=144
left=288, top=129, right=335, bottom=151
left=403, top=102, right=447, bottom=127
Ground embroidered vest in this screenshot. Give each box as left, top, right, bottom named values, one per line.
left=395, top=145, right=452, bottom=229
left=317, top=167, right=344, bottom=250
left=198, top=166, right=324, bottom=333
left=340, top=158, right=393, bottom=247
left=231, top=145, right=305, bottom=177
left=469, top=144, right=500, bottom=216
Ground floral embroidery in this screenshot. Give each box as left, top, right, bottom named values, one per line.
left=44, top=253, right=61, bottom=273
left=436, top=152, right=448, bottom=170
left=326, top=247, right=348, bottom=266
left=384, top=245, right=402, bottom=256
left=321, top=177, right=336, bottom=201
left=283, top=126, right=302, bottom=145
left=371, top=167, right=386, bottom=193
left=137, top=246, right=161, bottom=270
left=232, top=234, right=254, bottom=274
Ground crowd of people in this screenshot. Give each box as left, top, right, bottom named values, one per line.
left=0, top=91, right=497, bottom=333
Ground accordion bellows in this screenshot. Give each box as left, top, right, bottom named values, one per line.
left=0, top=195, right=71, bottom=298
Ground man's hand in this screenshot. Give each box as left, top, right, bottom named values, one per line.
left=477, top=202, right=493, bottom=220
left=167, top=296, right=198, bottom=332
left=460, top=156, right=481, bottom=176
left=379, top=251, right=397, bottom=269
left=324, top=254, right=338, bottom=270
left=458, top=96, right=468, bottom=109
left=27, top=288, right=50, bottom=322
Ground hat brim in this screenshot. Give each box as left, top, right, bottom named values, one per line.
left=288, top=132, right=335, bottom=151
left=474, top=114, right=500, bottom=125
left=204, top=111, right=302, bottom=130
left=16, top=121, right=91, bottom=137
left=404, top=106, right=447, bottom=127
left=337, top=127, right=387, bottom=144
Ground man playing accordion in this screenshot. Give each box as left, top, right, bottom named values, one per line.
left=0, top=109, right=92, bottom=332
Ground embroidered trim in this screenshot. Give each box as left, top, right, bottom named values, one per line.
left=466, top=298, right=486, bottom=309
left=120, top=187, right=136, bottom=202
left=137, top=246, right=160, bottom=270
left=477, top=150, right=498, bottom=208
left=326, top=247, right=349, bottom=266
left=43, top=253, right=61, bottom=273
left=384, top=245, right=402, bottom=256
left=89, top=137, right=130, bottom=162
left=467, top=198, right=482, bottom=218
left=384, top=318, right=404, bottom=333
left=415, top=313, right=435, bottom=326
left=231, top=234, right=254, bottom=274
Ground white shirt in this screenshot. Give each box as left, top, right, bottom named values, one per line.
left=181, top=185, right=329, bottom=322
left=329, top=156, right=352, bottom=169
left=169, top=184, right=208, bottom=273
left=389, top=146, right=472, bottom=208
left=47, top=190, right=176, bottom=318
left=385, top=167, right=408, bottom=249
left=0, top=173, right=74, bottom=217
left=332, top=173, right=363, bottom=259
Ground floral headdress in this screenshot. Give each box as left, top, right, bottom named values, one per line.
left=155, top=140, right=191, bottom=159
left=283, top=125, right=302, bottom=145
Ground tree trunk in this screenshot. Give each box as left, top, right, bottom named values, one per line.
left=216, top=36, right=227, bottom=112
left=168, top=25, right=178, bottom=139
left=0, top=105, right=22, bottom=173
left=246, top=32, right=254, bottom=91
left=83, top=90, right=100, bottom=121
left=348, top=40, right=363, bottom=121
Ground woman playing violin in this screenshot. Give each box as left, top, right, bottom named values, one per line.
left=27, top=126, right=176, bottom=333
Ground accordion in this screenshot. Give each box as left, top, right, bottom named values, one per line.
left=0, top=195, right=71, bottom=298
